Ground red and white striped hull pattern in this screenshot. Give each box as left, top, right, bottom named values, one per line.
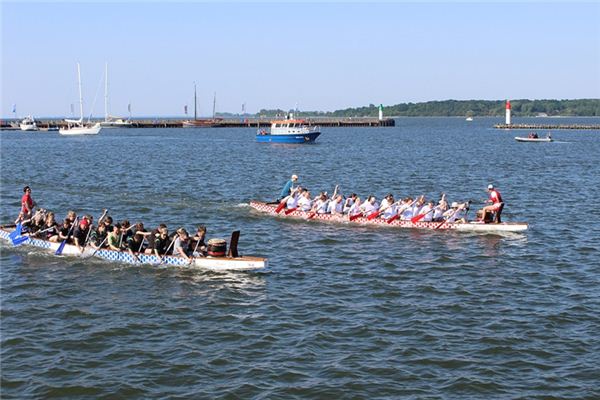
left=249, top=201, right=528, bottom=233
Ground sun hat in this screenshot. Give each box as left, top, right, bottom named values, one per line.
left=487, top=184, right=494, bottom=190
left=291, top=174, right=298, bottom=180
left=451, top=202, right=458, bottom=208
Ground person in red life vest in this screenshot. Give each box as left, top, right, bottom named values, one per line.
left=480, top=184, right=504, bottom=223
left=15, top=186, right=37, bottom=223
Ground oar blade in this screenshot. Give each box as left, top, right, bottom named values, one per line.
left=366, top=211, right=380, bottom=221
left=411, top=213, right=425, bottom=223
left=284, top=207, right=298, bottom=215
left=275, top=202, right=286, bottom=214
left=55, top=240, right=67, bottom=255
left=386, top=215, right=399, bottom=224
left=349, top=214, right=362, bottom=222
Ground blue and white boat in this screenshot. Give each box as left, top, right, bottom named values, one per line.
left=256, top=114, right=320, bottom=143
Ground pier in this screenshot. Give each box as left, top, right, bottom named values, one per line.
left=0, top=117, right=395, bottom=131
left=494, top=123, right=600, bottom=130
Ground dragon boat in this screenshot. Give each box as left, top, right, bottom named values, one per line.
left=249, top=201, right=528, bottom=233
left=0, top=226, right=267, bottom=271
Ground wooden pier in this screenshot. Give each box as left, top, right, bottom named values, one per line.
left=494, top=123, right=600, bottom=130
left=0, top=117, right=395, bottom=130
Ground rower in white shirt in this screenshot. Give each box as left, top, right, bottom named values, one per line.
left=379, top=194, right=397, bottom=219
left=327, top=195, right=344, bottom=215
left=298, top=191, right=313, bottom=212
left=313, top=192, right=329, bottom=214
left=360, top=195, right=377, bottom=215
left=343, top=193, right=357, bottom=214
left=399, top=197, right=416, bottom=220
left=286, top=187, right=301, bottom=209
left=347, top=197, right=362, bottom=219
left=418, top=201, right=435, bottom=222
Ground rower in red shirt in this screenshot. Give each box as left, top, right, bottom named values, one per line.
left=480, top=184, right=504, bottom=223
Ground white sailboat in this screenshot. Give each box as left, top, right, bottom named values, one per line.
left=59, top=63, right=102, bottom=136
left=100, top=63, right=133, bottom=128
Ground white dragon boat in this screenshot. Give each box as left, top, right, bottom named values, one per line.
left=249, top=201, right=528, bottom=233
left=0, top=226, right=267, bottom=271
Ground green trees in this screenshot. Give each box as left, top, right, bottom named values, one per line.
left=257, top=99, right=599, bottom=117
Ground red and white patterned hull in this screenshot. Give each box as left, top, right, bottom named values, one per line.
left=249, top=201, right=528, bottom=233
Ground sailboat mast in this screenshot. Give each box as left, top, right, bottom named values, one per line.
left=104, top=63, right=109, bottom=122
left=77, top=63, right=84, bottom=122
left=212, top=92, right=216, bottom=119
left=194, top=83, right=197, bottom=120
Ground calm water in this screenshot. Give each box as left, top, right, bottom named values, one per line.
left=1, top=117, right=599, bottom=399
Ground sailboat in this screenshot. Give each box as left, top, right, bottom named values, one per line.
left=59, top=63, right=102, bottom=135
left=100, top=63, right=133, bottom=128
left=182, top=84, right=222, bottom=128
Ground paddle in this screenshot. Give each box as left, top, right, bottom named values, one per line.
left=387, top=197, right=421, bottom=224
left=89, top=235, right=109, bottom=257
left=55, top=217, right=78, bottom=255
left=156, top=235, right=178, bottom=267
left=9, top=222, right=29, bottom=246
left=411, top=208, right=434, bottom=223
left=367, top=200, right=401, bottom=221
left=349, top=213, right=362, bottom=222
left=435, top=208, right=460, bottom=229
left=81, top=209, right=108, bottom=254
left=307, top=185, right=338, bottom=220
left=284, top=207, right=298, bottom=215
left=274, top=200, right=287, bottom=214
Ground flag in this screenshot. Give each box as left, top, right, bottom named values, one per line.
left=12, top=104, right=16, bottom=113
left=184, top=105, right=188, bottom=115
left=128, top=103, right=131, bottom=113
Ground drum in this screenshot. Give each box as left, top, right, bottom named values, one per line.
left=207, top=238, right=227, bottom=257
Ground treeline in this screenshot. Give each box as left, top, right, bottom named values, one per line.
left=255, top=99, right=600, bottom=117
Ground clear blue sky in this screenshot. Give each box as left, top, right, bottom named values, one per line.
left=2, top=1, right=599, bottom=118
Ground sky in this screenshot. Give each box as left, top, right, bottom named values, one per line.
left=1, top=1, right=599, bottom=118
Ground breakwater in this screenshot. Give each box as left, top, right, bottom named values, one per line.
left=0, top=117, right=395, bottom=130
left=494, top=123, right=600, bottom=130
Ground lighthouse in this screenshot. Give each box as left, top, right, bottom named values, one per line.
left=378, top=104, right=383, bottom=121
left=505, top=100, right=511, bottom=125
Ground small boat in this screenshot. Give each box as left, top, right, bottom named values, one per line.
left=256, top=114, right=321, bottom=143
left=0, top=226, right=267, bottom=271
left=20, top=116, right=39, bottom=131
left=249, top=201, right=528, bottom=233
left=465, top=116, right=473, bottom=122
left=100, top=118, right=133, bottom=128
left=515, top=134, right=553, bottom=143
left=59, top=63, right=102, bottom=136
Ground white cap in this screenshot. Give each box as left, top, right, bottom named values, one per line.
left=451, top=202, right=458, bottom=208
left=487, top=184, right=494, bottom=190
left=291, top=174, right=298, bottom=180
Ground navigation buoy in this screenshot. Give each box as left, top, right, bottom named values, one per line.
left=505, top=100, right=511, bottom=125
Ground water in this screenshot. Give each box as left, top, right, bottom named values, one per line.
left=1, top=117, right=599, bottom=398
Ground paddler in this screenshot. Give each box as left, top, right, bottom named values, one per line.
left=480, top=184, right=504, bottom=223
left=278, top=174, right=299, bottom=202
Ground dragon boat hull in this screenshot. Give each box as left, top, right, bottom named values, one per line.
left=249, top=201, right=528, bottom=233
left=0, top=227, right=267, bottom=271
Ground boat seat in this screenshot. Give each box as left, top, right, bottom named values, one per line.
left=228, top=230, right=240, bottom=258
